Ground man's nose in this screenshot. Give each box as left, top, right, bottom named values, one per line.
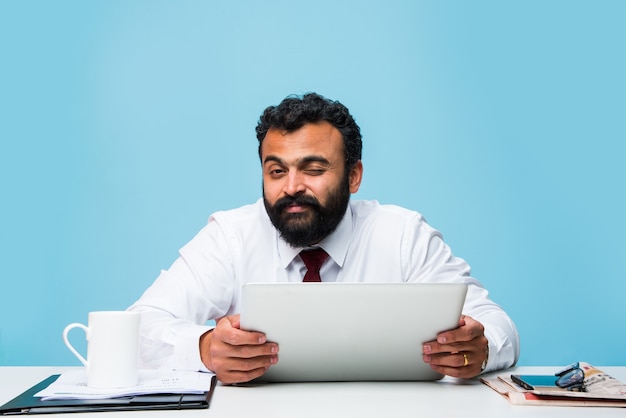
left=284, top=171, right=306, bottom=196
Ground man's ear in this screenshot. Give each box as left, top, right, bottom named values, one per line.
left=348, top=160, right=363, bottom=194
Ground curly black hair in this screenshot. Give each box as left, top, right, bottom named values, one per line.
left=256, top=93, right=362, bottom=169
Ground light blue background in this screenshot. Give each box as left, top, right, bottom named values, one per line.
left=1, top=1, right=624, bottom=367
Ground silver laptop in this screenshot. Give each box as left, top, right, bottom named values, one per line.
left=240, top=282, right=467, bottom=382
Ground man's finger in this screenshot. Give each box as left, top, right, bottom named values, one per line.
left=215, top=316, right=268, bottom=346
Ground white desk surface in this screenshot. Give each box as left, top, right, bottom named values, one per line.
left=1, top=366, right=625, bottom=417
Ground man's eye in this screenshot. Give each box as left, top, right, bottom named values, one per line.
left=305, top=169, right=326, bottom=175
left=270, top=169, right=286, bottom=176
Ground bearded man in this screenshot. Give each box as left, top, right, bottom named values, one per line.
left=129, top=93, right=519, bottom=384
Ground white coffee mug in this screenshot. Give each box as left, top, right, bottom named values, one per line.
left=63, top=311, right=140, bottom=388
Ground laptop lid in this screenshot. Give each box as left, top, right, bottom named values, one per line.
left=240, top=282, right=468, bottom=382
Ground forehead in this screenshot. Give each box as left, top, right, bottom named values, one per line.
left=261, top=121, right=344, bottom=163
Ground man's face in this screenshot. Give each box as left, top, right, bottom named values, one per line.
left=261, top=121, right=363, bottom=247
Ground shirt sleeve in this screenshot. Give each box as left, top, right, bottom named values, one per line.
left=127, top=218, right=236, bottom=372
left=403, top=212, right=520, bottom=372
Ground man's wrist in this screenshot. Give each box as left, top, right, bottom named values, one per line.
left=199, top=329, right=215, bottom=372
left=480, top=345, right=490, bottom=372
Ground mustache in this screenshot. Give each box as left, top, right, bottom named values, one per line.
left=273, top=194, right=321, bottom=213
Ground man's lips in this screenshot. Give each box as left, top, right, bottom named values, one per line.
left=284, top=203, right=309, bottom=213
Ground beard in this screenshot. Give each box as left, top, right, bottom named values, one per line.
left=264, top=174, right=351, bottom=247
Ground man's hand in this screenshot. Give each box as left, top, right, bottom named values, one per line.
left=422, top=315, right=488, bottom=379
left=199, top=314, right=279, bottom=384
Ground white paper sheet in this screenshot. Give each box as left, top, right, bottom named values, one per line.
left=35, top=369, right=216, bottom=400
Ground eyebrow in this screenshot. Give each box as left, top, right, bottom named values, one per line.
left=263, top=155, right=331, bottom=167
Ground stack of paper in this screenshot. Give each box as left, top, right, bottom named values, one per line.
left=35, top=369, right=215, bottom=400
left=481, top=363, right=626, bottom=408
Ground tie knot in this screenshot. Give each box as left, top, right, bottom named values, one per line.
left=300, top=249, right=329, bottom=282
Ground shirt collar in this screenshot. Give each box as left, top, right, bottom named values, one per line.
left=277, top=204, right=353, bottom=269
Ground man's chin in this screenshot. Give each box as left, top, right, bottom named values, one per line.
left=281, top=210, right=313, bottom=223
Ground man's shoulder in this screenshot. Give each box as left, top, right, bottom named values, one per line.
left=350, top=199, right=425, bottom=222
left=208, top=199, right=268, bottom=225
left=348, top=200, right=436, bottom=247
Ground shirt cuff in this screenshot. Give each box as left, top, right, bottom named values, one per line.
left=481, top=324, right=518, bottom=374
left=167, top=322, right=214, bottom=372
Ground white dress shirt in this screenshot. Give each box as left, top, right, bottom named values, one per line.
left=129, top=199, right=520, bottom=373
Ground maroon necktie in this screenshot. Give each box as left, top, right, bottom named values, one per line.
left=300, top=249, right=329, bottom=282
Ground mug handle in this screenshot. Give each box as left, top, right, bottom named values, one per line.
left=63, top=323, right=89, bottom=367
